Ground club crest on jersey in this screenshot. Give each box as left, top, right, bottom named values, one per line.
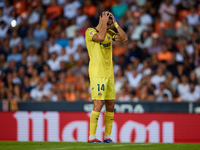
left=98, top=92, right=102, bottom=96
left=89, top=30, right=94, bottom=36
left=107, top=35, right=111, bottom=40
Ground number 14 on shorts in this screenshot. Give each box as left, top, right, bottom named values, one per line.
left=97, top=84, right=105, bottom=91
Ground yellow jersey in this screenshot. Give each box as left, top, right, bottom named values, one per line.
left=85, top=28, right=117, bottom=78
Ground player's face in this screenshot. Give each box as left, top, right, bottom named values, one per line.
left=107, top=19, right=113, bottom=29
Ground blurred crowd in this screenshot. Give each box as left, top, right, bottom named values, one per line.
left=0, top=0, right=200, bottom=103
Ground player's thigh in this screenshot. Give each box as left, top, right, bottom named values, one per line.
left=105, top=78, right=115, bottom=100
left=90, top=78, right=108, bottom=100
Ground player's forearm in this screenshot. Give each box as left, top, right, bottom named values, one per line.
left=115, top=24, right=128, bottom=42
left=98, top=22, right=107, bottom=41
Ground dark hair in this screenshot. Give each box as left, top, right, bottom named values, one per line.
left=163, top=94, right=168, bottom=98
left=189, top=81, right=195, bottom=85
left=100, top=11, right=112, bottom=20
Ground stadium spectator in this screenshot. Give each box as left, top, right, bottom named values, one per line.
left=159, top=0, right=176, bottom=22
left=181, top=37, right=194, bottom=57
left=140, top=59, right=152, bottom=77
left=73, top=29, right=86, bottom=48
left=56, top=71, right=66, bottom=91
left=127, top=39, right=143, bottom=62
left=0, top=53, right=7, bottom=70
left=46, top=0, right=62, bottom=20
left=189, top=70, right=198, bottom=84
left=118, top=86, right=130, bottom=102
left=26, top=6, right=40, bottom=25
left=17, top=19, right=29, bottom=38
left=82, top=0, right=96, bottom=18
left=132, top=57, right=143, bottom=73
left=13, top=84, right=21, bottom=101
left=165, top=19, right=176, bottom=37
left=42, top=74, right=52, bottom=91
left=9, top=30, right=21, bottom=48
left=74, top=45, right=84, bottom=61
left=56, top=32, right=69, bottom=48
left=65, top=38, right=77, bottom=56
left=151, top=67, right=166, bottom=88
left=177, top=74, right=190, bottom=97
left=64, top=84, right=76, bottom=102
left=47, top=83, right=58, bottom=102
left=76, top=7, right=87, bottom=29
left=138, top=6, right=153, bottom=26
left=176, top=17, right=193, bottom=40
left=33, top=23, right=48, bottom=42
left=57, top=48, right=69, bottom=62
left=47, top=52, right=60, bottom=72
left=48, top=36, right=62, bottom=54
left=63, top=0, right=81, bottom=19
left=0, top=21, right=9, bottom=39
left=162, top=93, right=169, bottom=101
left=195, top=61, right=200, bottom=79
left=26, top=46, right=37, bottom=63
left=138, top=29, right=152, bottom=49
left=137, top=83, right=151, bottom=101
left=126, top=67, right=143, bottom=89
left=154, top=82, right=173, bottom=102
left=115, top=68, right=125, bottom=94
left=23, top=28, right=41, bottom=49
left=66, top=54, right=77, bottom=69
left=7, top=46, right=22, bottom=63
left=179, top=81, right=200, bottom=102
left=0, top=8, right=7, bottom=23
left=22, top=76, right=32, bottom=94
left=113, top=42, right=125, bottom=57
left=72, top=58, right=87, bottom=76
left=3, top=0, right=13, bottom=16
left=187, top=7, right=199, bottom=26
left=195, top=78, right=200, bottom=93
left=157, top=44, right=172, bottom=62
left=7, top=9, right=21, bottom=26
left=30, top=68, right=40, bottom=87
left=148, top=33, right=161, bottom=55
left=111, top=0, right=128, bottom=18
left=175, top=46, right=186, bottom=63
left=30, top=80, right=50, bottom=102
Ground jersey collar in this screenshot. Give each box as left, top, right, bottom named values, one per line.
left=94, top=27, right=99, bottom=32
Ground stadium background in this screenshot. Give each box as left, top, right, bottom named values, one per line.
left=0, top=0, right=200, bottom=143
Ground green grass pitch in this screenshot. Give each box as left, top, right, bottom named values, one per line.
left=0, top=142, right=200, bottom=150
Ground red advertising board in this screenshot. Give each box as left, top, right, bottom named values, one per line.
left=0, top=112, right=200, bottom=143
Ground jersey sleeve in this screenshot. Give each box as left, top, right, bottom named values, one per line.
left=85, top=28, right=97, bottom=42
left=108, top=29, right=117, bottom=41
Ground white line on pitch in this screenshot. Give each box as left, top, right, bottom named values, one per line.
left=51, top=145, right=124, bottom=150
left=36, top=143, right=152, bottom=150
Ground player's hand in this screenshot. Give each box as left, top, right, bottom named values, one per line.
left=109, top=13, right=116, bottom=23
left=100, top=12, right=109, bottom=24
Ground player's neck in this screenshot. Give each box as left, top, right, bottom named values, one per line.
left=95, top=23, right=101, bottom=32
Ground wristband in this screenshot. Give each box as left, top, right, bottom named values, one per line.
left=114, top=22, right=119, bottom=28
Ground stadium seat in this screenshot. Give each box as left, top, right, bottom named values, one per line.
left=177, top=10, right=190, bottom=20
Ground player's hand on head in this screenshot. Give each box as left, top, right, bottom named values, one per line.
left=101, top=12, right=109, bottom=23
left=109, top=13, right=116, bottom=23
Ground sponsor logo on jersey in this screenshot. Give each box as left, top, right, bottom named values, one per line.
left=89, top=30, right=94, bottom=36
left=100, top=42, right=111, bottom=47
left=107, top=36, right=111, bottom=40
left=98, top=93, right=102, bottom=96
